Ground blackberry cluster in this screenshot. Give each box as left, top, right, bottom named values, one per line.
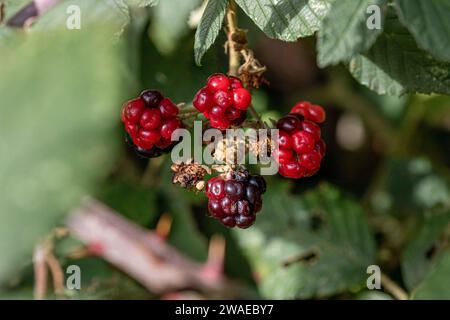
left=193, top=74, right=250, bottom=130
left=121, top=90, right=182, bottom=158
left=206, top=170, right=266, bottom=229
left=275, top=101, right=326, bottom=179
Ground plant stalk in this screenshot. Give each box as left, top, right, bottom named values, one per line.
left=226, top=0, right=240, bottom=77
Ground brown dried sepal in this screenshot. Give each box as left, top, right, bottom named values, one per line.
left=171, top=159, right=211, bottom=191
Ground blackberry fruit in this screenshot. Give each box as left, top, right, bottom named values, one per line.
left=121, top=90, right=182, bottom=158
left=206, top=170, right=266, bottom=229
left=275, top=101, right=326, bottom=179
left=193, top=74, right=251, bottom=130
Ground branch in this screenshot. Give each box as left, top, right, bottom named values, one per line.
left=66, top=199, right=239, bottom=296
left=226, top=0, right=240, bottom=77
left=381, top=272, right=408, bottom=300
left=6, top=0, right=59, bottom=27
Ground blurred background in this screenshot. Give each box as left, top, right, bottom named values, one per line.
left=0, top=0, right=449, bottom=300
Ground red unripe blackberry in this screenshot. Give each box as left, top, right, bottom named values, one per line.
left=210, top=105, right=226, bottom=118
left=207, top=74, right=230, bottom=92
left=159, top=98, right=179, bottom=118
left=139, top=128, right=160, bottom=144
left=140, top=108, right=162, bottom=130
left=193, top=74, right=250, bottom=130
left=299, top=150, right=322, bottom=171
left=275, top=102, right=326, bottom=179
left=125, top=122, right=138, bottom=138
left=279, top=160, right=305, bottom=179
left=193, top=87, right=214, bottom=112
left=213, top=90, right=233, bottom=109
left=301, top=120, right=321, bottom=140
left=291, top=101, right=326, bottom=124
left=233, top=88, right=252, bottom=110
left=273, top=148, right=294, bottom=164
left=292, top=131, right=315, bottom=154
left=206, top=177, right=226, bottom=200
left=121, top=90, right=182, bottom=158
left=225, top=107, right=241, bottom=121
left=160, top=118, right=181, bottom=140
left=209, top=118, right=231, bottom=131
left=229, top=76, right=243, bottom=89
left=277, top=131, right=292, bottom=150
left=205, top=171, right=266, bottom=229
left=123, top=98, right=145, bottom=123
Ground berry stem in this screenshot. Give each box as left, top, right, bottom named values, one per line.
left=226, top=1, right=265, bottom=129
left=226, top=0, right=240, bottom=77
left=248, top=104, right=266, bottom=128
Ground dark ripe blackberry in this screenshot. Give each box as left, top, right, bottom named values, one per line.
left=276, top=115, right=302, bottom=133
left=245, top=184, right=261, bottom=205
left=235, top=215, right=255, bottom=229
left=221, top=197, right=238, bottom=216
left=206, top=172, right=266, bottom=229
left=140, top=90, right=163, bottom=107
left=221, top=216, right=236, bottom=228
left=251, top=196, right=263, bottom=213
left=224, top=180, right=245, bottom=200
left=231, top=110, right=247, bottom=126
left=208, top=199, right=223, bottom=218
left=135, top=146, right=163, bottom=158
left=236, top=200, right=250, bottom=216
left=125, top=133, right=173, bottom=159
left=248, top=175, right=266, bottom=194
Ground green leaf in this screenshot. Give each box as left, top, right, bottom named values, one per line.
left=402, top=210, right=450, bottom=291
left=412, top=251, right=450, bottom=299
left=126, top=0, right=159, bottom=7
left=370, top=157, right=450, bottom=215
left=194, top=0, right=229, bottom=66
left=395, top=0, right=450, bottom=62
left=151, top=0, right=201, bottom=54
left=235, top=0, right=332, bottom=41
left=348, top=16, right=450, bottom=95
left=317, top=0, right=387, bottom=67
left=233, top=183, right=376, bottom=299
left=0, top=26, right=130, bottom=282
